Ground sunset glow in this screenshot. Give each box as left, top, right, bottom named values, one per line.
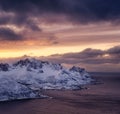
left=0, top=0, right=120, bottom=72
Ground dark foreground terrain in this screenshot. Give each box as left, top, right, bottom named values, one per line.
left=0, top=72, right=120, bottom=114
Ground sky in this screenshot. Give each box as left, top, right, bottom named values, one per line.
left=0, top=0, right=120, bottom=72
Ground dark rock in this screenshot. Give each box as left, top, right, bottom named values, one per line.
left=70, top=66, right=85, bottom=73
left=0, top=63, right=9, bottom=71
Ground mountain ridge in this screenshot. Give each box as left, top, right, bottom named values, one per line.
left=0, top=58, right=94, bottom=101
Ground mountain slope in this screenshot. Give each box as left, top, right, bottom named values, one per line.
left=0, top=58, right=94, bottom=101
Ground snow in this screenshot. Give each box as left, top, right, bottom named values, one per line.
left=0, top=58, right=94, bottom=101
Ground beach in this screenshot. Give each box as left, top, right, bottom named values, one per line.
left=0, top=72, right=120, bottom=114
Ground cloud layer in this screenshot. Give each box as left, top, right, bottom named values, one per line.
left=1, top=0, right=120, bottom=24
left=38, top=45, right=120, bottom=72
left=0, top=0, right=120, bottom=41
left=0, top=27, right=23, bottom=41
left=0, top=45, right=119, bottom=72
left=0, top=0, right=120, bottom=42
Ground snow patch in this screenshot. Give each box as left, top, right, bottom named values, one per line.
left=0, top=58, right=94, bottom=101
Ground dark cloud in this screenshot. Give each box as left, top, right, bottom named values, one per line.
left=0, top=27, right=23, bottom=41
left=107, top=46, right=120, bottom=57
left=40, top=45, right=120, bottom=65
left=0, top=0, right=120, bottom=41
left=0, top=0, right=120, bottom=24
left=0, top=13, right=41, bottom=32
left=24, top=19, right=42, bottom=31
left=62, top=48, right=104, bottom=59
left=0, top=16, right=10, bottom=25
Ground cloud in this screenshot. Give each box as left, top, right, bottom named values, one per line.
left=0, top=0, right=120, bottom=24
left=62, top=48, right=104, bottom=59
left=40, top=45, right=120, bottom=65
left=0, top=16, right=10, bottom=25
left=0, top=0, right=120, bottom=44
left=0, top=27, right=23, bottom=41
left=36, top=45, right=120, bottom=72
left=107, top=45, right=120, bottom=57
left=0, top=9, right=41, bottom=32
left=0, top=45, right=119, bottom=72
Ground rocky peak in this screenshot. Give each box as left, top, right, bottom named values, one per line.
left=70, top=66, right=85, bottom=73
left=0, top=63, right=9, bottom=71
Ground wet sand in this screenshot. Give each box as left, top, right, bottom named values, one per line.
left=0, top=72, right=120, bottom=114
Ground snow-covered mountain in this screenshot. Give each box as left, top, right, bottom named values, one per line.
left=0, top=58, right=94, bottom=101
